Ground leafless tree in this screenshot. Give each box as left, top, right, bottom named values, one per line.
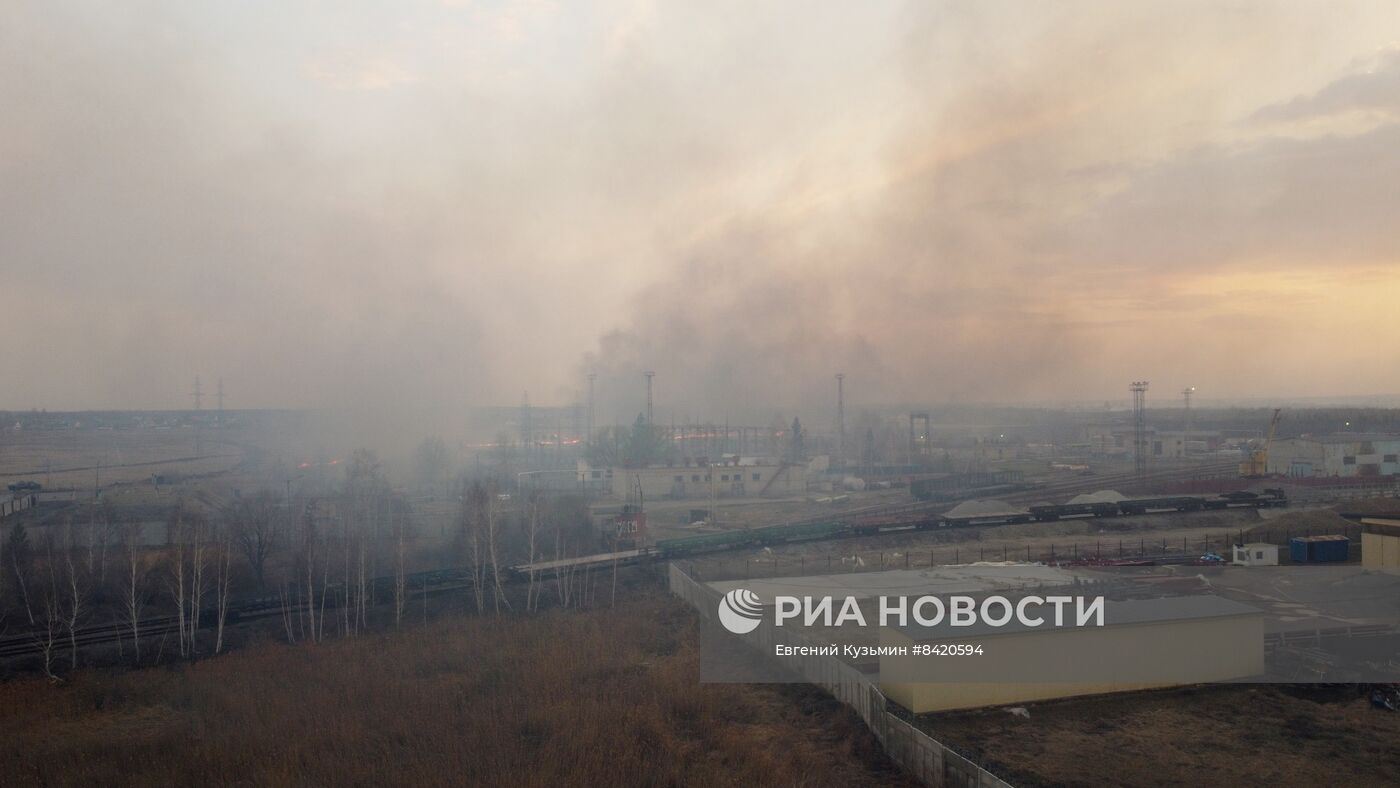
left=295, top=504, right=321, bottom=643
left=7, top=524, right=35, bottom=625
left=62, top=522, right=85, bottom=669
left=228, top=490, right=281, bottom=590
left=525, top=494, right=540, bottom=612
left=393, top=515, right=408, bottom=627
left=485, top=487, right=510, bottom=615
left=278, top=584, right=297, bottom=645
left=35, top=536, right=63, bottom=680
left=187, top=515, right=208, bottom=654
left=213, top=525, right=235, bottom=654
left=123, top=521, right=149, bottom=663
left=463, top=483, right=487, bottom=614
left=162, top=500, right=210, bottom=658
left=166, top=525, right=189, bottom=657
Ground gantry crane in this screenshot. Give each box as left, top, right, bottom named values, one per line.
left=1240, top=408, right=1282, bottom=477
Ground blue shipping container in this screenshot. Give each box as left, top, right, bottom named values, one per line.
left=1289, top=538, right=1308, bottom=563
left=1290, top=535, right=1350, bottom=563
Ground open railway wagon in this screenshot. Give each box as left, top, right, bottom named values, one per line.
left=1031, top=489, right=1288, bottom=521
left=648, top=487, right=1288, bottom=560
left=653, top=519, right=845, bottom=558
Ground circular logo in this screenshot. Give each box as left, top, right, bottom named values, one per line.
left=717, top=588, right=763, bottom=634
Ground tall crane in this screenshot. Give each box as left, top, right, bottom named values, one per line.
left=1240, top=408, right=1282, bottom=477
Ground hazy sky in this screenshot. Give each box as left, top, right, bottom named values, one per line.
left=4, top=1, right=1400, bottom=426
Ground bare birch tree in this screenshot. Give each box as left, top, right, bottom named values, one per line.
left=393, top=515, right=408, bottom=627
left=213, top=525, right=234, bottom=653
left=62, top=522, right=85, bottom=669
left=35, top=536, right=62, bottom=680
left=463, top=483, right=487, bottom=614
left=485, top=486, right=510, bottom=615
left=123, top=521, right=148, bottom=663
left=525, top=494, right=540, bottom=612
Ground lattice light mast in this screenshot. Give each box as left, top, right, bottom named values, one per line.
left=1182, top=386, right=1194, bottom=457
left=1131, top=381, right=1150, bottom=477
left=644, top=370, right=655, bottom=426
left=835, top=373, right=846, bottom=466
left=586, top=372, right=596, bottom=449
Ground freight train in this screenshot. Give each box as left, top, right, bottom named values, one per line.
left=651, top=488, right=1287, bottom=558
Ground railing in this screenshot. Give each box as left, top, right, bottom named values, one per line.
left=669, top=562, right=1012, bottom=788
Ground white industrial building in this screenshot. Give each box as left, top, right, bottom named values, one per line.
left=608, top=457, right=807, bottom=500
left=1232, top=542, right=1279, bottom=566
left=1267, top=434, right=1400, bottom=478
left=880, top=596, right=1264, bottom=714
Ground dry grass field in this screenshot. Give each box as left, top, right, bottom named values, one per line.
left=922, top=684, right=1400, bottom=787
left=0, top=428, right=244, bottom=489
left=0, top=591, right=915, bottom=788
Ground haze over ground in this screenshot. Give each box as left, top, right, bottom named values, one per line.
left=4, top=1, right=1400, bottom=433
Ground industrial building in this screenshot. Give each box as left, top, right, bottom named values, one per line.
left=1267, top=434, right=1400, bottom=478
left=1080, top=425, right=1221, bottom=458
left=879, top=596, right=1264, bottom=714
left=609, top=457, right=807, bottom=500
left=1359, top=515, right=1400, bottom=569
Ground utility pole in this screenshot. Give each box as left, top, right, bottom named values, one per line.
left=835, top=373, right=846, bottom=466
left=1182, top=386, right=1194, bottom=457
left=216, top=377, right=224, bottom=427
left=644, top=370, right=655, bottom=426
left=1131, top=381, right=1149, bottom=477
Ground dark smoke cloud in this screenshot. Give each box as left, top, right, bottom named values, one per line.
left=3, top=1, right=1400, bottom=453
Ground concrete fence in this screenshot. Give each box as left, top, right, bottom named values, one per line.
left=0, top=494, right=36, bottom=519
left=669, top=562, right=1012, bottom=788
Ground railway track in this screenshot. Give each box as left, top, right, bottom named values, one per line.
left=0, top=462, right=1247, bottom=663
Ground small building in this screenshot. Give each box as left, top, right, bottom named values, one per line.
left=1359, top=515, right=1400, bottom=569
left=1289, top=534, right=1351, bottom=563
left=1232, top=542, right=1279, bottom=566
left=575, top=460, right=613, bottom=491
left=879, top=596, right=1264, bottom=714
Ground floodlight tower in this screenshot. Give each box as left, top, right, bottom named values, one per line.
left=521, top=391, right=533, bottom=466
left=1131, top=381, right=1149, bottom=477
left=587, top=372, right=596, bottom=447
left=644, top=370, right=655, bottom=426
left=835, top=373, right=846, bottom=466
left=1182, top=386, right=1195, bottom=456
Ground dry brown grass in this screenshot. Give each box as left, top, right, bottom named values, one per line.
left=923, top=684, right=1400, bottom=788
left=0, top=590, right=913, bottom=787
